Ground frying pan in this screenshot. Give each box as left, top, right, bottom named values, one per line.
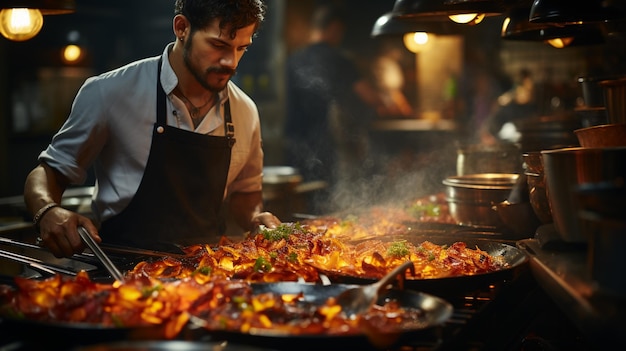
left=74, top=340, right=279, bottom=351
left=309, top=237, right=529, bottom=298
left=1, top=281, right=452, bottom=351
left=188, top=281, right=453, bottom=351
left=0, top=316, right=169, bottom=350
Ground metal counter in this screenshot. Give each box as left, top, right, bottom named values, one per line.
left=517, top=234, right=626, bottom=349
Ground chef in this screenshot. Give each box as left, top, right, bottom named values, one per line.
left=23, top=0, right=280, bottom=258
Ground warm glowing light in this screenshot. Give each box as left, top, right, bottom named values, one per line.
left=403, top=32, right=429, bottom=53
left=546, top=37, right=574, bottom=48
left=468, top=13, right=485, bottom=25
left=449, top=13, right=478, bottom=24
left=0, top=8, right=44, bottom=41
left=63, top=44, right=82, bottom=63
left=501, top=17, right=511, bottom=36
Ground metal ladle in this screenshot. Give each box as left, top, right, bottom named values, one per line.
left=78, top=226, right=125, bottom=282
left=335, top=260, right=415, bottom=319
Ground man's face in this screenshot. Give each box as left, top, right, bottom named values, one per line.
left=183, top=19, right=255, bottom=92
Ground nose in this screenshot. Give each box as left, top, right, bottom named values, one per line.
left=220, top=49, right=237, bottom=69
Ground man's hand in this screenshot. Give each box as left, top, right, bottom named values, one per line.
left=251, top=211, right=281, bottom=230
left=37, top=206, right=101, bottom=258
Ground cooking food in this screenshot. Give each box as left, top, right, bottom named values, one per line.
left=128, top=223, right=326, bottom=283
left=0, top=271, right=198, bottom=338
left=307, top=239, right=507, bottom=280
left=124, top=222, right=508, bottom=283
left=0, top=209, right=513, bottom=340
left=189, top=281, right=430, bottom=336
left=0, top=271, right=451, bottom=341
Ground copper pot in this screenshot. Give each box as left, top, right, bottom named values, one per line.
left=599, top=77, right=626, bottom=124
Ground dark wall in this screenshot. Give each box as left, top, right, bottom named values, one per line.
left=1, top=0, right=174, bottom=197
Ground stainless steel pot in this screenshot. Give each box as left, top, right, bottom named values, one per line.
left=443, top=173, right=519, bottom=227
left=455, top=143, right=522, bottom=176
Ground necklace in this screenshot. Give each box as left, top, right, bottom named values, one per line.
left=176, top=87, right=213, bottom=122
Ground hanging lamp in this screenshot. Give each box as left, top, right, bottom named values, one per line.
left=391, top=0, right=506, bottom=24
left=0, top=0, right=75, bottom=41
left=529, top=0, right=624, bottom=24
left=502, top=6, right=606, bottom=48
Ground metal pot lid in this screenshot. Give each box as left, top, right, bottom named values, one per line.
left=443, top=173, right=519, bottom=187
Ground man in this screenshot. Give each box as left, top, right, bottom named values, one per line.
left=284, top=4, right=382, bottom=214
left=24, top=0, right=280, bottom=258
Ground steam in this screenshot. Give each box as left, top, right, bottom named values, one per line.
left=325, top=134, right=458, bottom=214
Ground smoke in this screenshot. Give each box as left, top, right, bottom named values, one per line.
left=326, top=133, right=458, bottom=214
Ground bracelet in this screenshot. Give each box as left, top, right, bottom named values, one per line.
left=33, top=202, right=60, bottom=233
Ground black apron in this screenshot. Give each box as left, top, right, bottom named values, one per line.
left=100, top=58, right=235, bottom=252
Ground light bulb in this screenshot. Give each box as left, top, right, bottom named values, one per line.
left=0, top=8, right=44, bottom=41
left=62, top=44, right=82, bottom=63
left=547, top=37, right=574, bottom=48
left=449, top=13, right=478, bottom=24
left=403, top=32, right=429, bottom=53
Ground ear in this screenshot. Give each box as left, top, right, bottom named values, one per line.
left=173, top=14, right=190, bottom=40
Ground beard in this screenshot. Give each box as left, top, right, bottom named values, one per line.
left=183, top=38, right=236, bottom=92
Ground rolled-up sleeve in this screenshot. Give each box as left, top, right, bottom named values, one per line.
left=39, top=77, right=108, bottom=185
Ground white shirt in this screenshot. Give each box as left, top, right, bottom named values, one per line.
left=39, top=43, right=264, bottom=224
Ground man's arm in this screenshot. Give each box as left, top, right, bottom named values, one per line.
left=24, top=163, right=68, bottom=218
left=24, top=163, right=100, bottom=257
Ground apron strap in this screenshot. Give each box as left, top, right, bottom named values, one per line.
left=224, top=101, right=236, bottom=147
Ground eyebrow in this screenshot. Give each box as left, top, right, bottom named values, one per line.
left=209, top=37, right=252, bottom=49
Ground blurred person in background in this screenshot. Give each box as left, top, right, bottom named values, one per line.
left=371, top=40, right=414, bottom=118
left=479, top=68, right=539, bottom=144
left=457, top=49, right=510, bottom=145
left=284, top=3, right=384, bottom=214
left=23, top=0, right=280, bottom=257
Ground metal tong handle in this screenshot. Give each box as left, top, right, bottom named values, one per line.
left=78, top=226, right=125, bottom=282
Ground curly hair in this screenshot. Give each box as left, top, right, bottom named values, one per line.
left=174, top=0, right=266, bottom=39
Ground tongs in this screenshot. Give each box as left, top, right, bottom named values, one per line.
left=335, top=260, right=415, bottom=319
left=78, top=226, right=125, bottom=282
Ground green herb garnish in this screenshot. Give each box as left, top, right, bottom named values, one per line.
left=141, top=284, right=162, bottom=298
left=287, top=252, right=298, bottom=263
left=261, top=222, right=303, bottom=241
left=253, top=257, right=272, bottom=272
left=387, top=240, right=410, bottom=258
left=408, top=203, right=441, bottom=218
left=193, top=266, right=212, bottom=276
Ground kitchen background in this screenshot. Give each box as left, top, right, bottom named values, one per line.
left=0, top=0, right=625, bottom=209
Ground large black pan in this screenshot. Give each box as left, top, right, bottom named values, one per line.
left=309, top=237, right=529, bottom=298
left=1, top=282, right=452, bottom=351
left=74, top=340, right=279, bottom=351
left=188, top=281, right=453, bottom=351
left=0, top=316, right=169, bottom=351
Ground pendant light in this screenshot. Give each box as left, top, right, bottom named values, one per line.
left=391, top=0, right=506, bottom=25
left=502, top=6, right=606, bottom=48
left=371, top=11, right=464, bottom=37
left=0, top=0, right=75, bottom=41
left=529, top=0, right=624, bottom=24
